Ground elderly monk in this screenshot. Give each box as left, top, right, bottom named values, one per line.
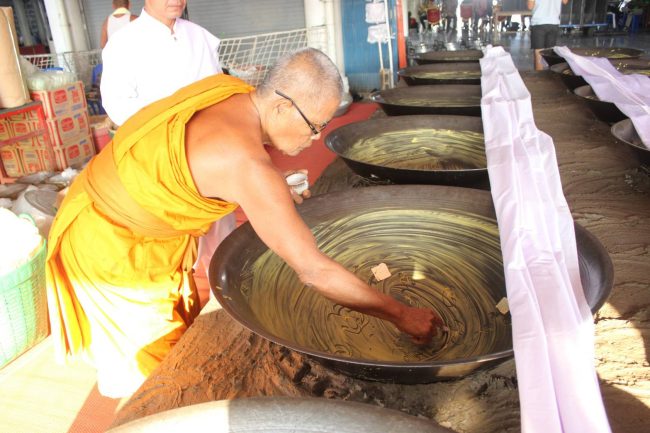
left=46, top=48, right=443, bottom=398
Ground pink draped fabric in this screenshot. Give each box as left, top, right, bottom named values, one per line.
left=480, top=46, right=611, bottom=433
left=554, top=46, right=650, bottom=148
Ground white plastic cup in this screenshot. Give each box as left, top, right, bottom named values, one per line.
left=285, top=172, right=309, bottom=195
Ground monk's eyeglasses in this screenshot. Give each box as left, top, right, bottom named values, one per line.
left=275, top=90, right=329, bottom=135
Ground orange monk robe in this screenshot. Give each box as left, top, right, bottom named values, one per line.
left=46, top=75, right=253, bottom=397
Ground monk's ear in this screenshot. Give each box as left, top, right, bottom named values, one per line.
left=274, top=97, right=292, bottom=116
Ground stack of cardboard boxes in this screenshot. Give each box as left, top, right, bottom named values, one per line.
left=30, top=81, right=95, bottom=170
left=0, top=102, right=55, bottom=180
left=1, top=81, right=97, bottom=182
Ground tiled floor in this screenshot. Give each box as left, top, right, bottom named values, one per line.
left=1, top=26, right=648, bottom=433
left=0, top=339, right=122, bottom=433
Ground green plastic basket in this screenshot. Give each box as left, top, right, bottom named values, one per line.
left=0, top=236, right=49, bottom=369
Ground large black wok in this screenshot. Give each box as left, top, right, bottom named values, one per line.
left=370, top=85, right=482, bottom=117
left=551, top=60, right=650, bottom=91
left=549, top=62, right=587, bottom=91
left=611, top=118, right=650, bottom=166
left=398, top=63, right=481, bottom=86
left=324, top=115, right=487, bottom=187
left=574, top=85, right=627, bottom=124
left=540, top=47, right=644, bottom=67
left=414, top=49, right=483, bottom=65
left=210, top=185, right=613, bottom=383
left=610, top=58, right=650, bottom=76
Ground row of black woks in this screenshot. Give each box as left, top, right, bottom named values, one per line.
left=546, top=47, right=650, bottom=166
left=208, top=50, right=613, bottom=385
left=368, top=50, right=484, bottom=119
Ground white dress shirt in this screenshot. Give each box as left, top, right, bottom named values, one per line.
left=101, top=9, right=222, bottom=125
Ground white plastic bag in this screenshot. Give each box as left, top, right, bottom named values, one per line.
left=0, top=208, right=42, bottom=276
left=10, top=185, right=54, bottom=238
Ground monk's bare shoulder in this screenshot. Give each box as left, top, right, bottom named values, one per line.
left=185, top=93, right=273, bottom=200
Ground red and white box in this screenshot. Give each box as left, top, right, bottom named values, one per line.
left=30, top=81, right=87, bottom=118
left=9, top=118, right=42, bottom=137
left=0, top=144, right=24, bottom=177
left=53, top=134, right=96, bottom=170
left=16, top=136, right=55, bottom=174
left=0, top=120, right=11, bottom=141
left=0, top=107, right=44, bottom=142
left=46, top=109, right=90, bottom=147
left=89, top=116, right=111, bottom=153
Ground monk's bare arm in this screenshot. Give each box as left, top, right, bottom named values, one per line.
left=186, top=102, right=441, bottom=341
left=227, top=158, right=442, bottom=341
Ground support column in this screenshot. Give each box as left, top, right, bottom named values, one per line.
left=304, top=0, right=347, bottom=91
left=64, top=0, right=89, bottom=52
left=12, top=0, right=35, bottom=46
left=43, top=0, right=73, bottom=53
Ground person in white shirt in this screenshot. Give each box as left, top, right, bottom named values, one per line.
left=528, top=0, right=569, bottom=70
left=101, top=0, right=222, bottom=126
left=101, top=0, right=229, bottom=289
left=100, top=0, right=138, bottom=48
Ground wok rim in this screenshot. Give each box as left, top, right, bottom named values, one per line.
left=369, top=85, right=482, bottom=108
left=413, top=49, right=483, bottom=64
left=540, top=47, right=644, bottom=62
left=210, top=185, right=613, bottom=373
left=611, top=118, right=650, bottom=155
left=324, top=115, right=487, bottom=175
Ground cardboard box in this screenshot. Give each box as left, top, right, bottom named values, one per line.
left=0, top=144, right=24, bottom=177
left=46, top=108, right=90, bottom=147
left=29, top=134, right=49, bottom=148
left=3, top=107, right=40, bottom=122
left=9, top=119, right=42, bottom=137
left=20, top=146, right=54, bottom=174
left=21, top=147, right=43, bottom=174
left=12, top=135, right=55, bottom=175
left=0, top=120, right=10, bottom=141
left=90, top=122, right=111, bottom=153
left=30, top=81, right=87, bottom=119
left=0, top=102, right=46, bottom=143
left=53, top=134, right=96, bottom=170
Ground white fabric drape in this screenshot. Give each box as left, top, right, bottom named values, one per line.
left=554, top=46, right=650, bottom=148
left=480, top=46, right=611, bottom=433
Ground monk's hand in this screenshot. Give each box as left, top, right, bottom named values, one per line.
left=284, top=169, right=311, bottom=204
left=394, top=306, right=445, bottom=345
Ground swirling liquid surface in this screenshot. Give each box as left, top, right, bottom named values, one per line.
left=575, top=49, right=636, bottom=58
left=342, top=129, right=486, bottom=171
left=410, top=70, right=481, bottom=80
left=241, top=209, right=511, bottom=363
left=382, top=95, right=481, bottom=107
left=563, top=66, right=650, bottom=76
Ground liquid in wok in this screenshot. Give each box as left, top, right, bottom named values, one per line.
left=210, top=186, right=613, bottom=382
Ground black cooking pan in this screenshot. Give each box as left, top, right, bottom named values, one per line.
left=370, top=85, right=482, bottom=117
left=610, top=58, right=650, bottom=76
left=210, top=185, right=613, bottom=383
left=551, top=60, right=650, bottom=92
left=540, top=47, right=644, bottom=67
left=398, top=63, right=481, bottom=86
left=324, top=115, right=487, bottom=187
left=549, top=62, right=588, bottom=91
left=414, top=49, right=483, bottom=65
left=611, top=118, right=650, bottom=166
left=574, top=85, right=627, bottom=124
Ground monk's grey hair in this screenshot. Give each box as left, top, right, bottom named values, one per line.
left=257, top=48, right=343, bottom=110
